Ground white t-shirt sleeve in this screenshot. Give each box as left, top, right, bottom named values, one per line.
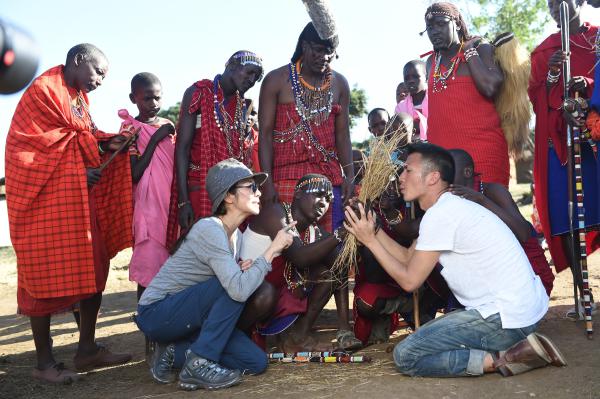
left=415, top=203, right=456, bottom=252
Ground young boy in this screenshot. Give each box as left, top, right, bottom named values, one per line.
left=120, top=72, right=175, bottom=299
left=395, top=60, right=428, bottom=141
left=396, top=82, right=409, bottom=104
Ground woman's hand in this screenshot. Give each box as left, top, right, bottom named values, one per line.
left=344, top=202, right=377, bottom=246
left=264, top=221, right=297, bottom=261
left=238, top=259, right=253, bottom=272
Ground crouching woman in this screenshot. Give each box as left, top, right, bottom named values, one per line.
left=135, top=158, right=293, bottom=391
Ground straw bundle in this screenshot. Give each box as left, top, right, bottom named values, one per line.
left=332, top=115, right=407, bottom=274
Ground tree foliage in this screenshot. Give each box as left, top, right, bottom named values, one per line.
left=349, top=85, right=368, bottom=129
left=158, top=102, right=181, bottom=125
left=462, top=0, right=550, bottom=51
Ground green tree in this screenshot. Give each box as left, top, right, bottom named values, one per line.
left=461, top=0, right=550, bottom=51
left=158, top=102, right=181, bottom=125
left=349, top=85, right=368, bottom=129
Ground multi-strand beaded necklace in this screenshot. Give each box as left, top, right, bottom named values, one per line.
left=282, top=202, right=321, bottom=291
left=71, top=91, right=98, bottom=133
left=213, top=74, right=249, bottom=161
left=431, top=41, right=464, bottom=93
left=273, top=61, right=337, bottom=162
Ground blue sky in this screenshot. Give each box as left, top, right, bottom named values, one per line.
left=1, top=1, right=599, bottom=177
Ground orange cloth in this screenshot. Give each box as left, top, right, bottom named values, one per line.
left=6, top=65, right=133, bottom=303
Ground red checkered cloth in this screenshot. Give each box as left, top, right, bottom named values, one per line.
left=6, top=65, right=133, bottom=303
left=166, top=79, right=253, bottom=248
left=272, top=103, right=344, bottom=186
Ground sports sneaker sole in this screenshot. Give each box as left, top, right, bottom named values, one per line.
left=178, top=374, right=242, bottom=391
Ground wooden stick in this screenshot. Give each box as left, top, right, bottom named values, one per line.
left=98, top=127, right=140, bottom=172
left=408, top=201, right=421, bottom=330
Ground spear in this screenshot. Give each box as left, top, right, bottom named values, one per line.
left=560, top=1, right=593, bottom=339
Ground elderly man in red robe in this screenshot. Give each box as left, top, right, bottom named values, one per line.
left=5, top=43, right=133, bottom=383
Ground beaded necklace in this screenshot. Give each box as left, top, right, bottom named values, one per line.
left=273, top=62, right=337, bottom=162
left=569, top=26, right=598, bottom=52
left=432, top=42, right=464, bottom=93
left=71, top=91, right=98, bottom=133
left=282, top=202, right=321, bottom=291
left=212, top=74, right=248, bottom=161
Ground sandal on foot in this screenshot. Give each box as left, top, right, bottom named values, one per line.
left=32, top=362, right=81, bottom=384
left=336, top=329, right=362, bottom=351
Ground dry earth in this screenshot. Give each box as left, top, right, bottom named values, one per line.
left=1, top=184, right=599, bottom=399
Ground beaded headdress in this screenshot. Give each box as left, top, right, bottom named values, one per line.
left=226, top=51, right=264, bottom=81
left=294, top=175, right=333, bottom=197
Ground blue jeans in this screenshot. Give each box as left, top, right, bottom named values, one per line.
left=136, top=277, right=267, bottom=374
left=393, top=309, right=538, bottom=377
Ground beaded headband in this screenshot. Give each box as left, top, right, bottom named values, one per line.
left=295, top=177, right=333, bottom=196
left=426, top=10, right=455, bottom=21
left=226, top=51, right=265, bottom=81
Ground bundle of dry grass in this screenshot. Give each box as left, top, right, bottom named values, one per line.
left=332, top=115, right=407, bottom=275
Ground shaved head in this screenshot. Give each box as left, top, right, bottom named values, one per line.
left=65, top=43, right=107, bottom=66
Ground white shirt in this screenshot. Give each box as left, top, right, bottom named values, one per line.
left=416, top=192, right=548, bottom=328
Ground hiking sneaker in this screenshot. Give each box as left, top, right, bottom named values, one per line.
left=150, top=343, right=176, bottom=384
left=178, top=350, right=241, bottom=390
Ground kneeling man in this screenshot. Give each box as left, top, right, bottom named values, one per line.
left=345, top=142, right=566, bottom=377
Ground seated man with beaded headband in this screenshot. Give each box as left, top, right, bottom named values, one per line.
left=166, top=50, right=264, bottom=248
left=240, top=174, right=361, bottom=351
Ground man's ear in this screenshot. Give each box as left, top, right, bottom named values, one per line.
left=73, top=53, right=84, bottom=67
left=464, top=166, right=473, bottom=179
left=426, top=170, right=441, bottom=186
left=129, top=93, right=136, bottom=104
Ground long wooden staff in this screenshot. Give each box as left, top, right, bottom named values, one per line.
left=560, top=1, right=593, bottom=339
left=408, top=202, right=420, bottom=329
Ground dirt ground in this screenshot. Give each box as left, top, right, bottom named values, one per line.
left=1, top=185, right=600, bottom=399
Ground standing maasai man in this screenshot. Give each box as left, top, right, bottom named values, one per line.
left=258, top=21, right=354, bottom=232
left=259, top=15, right=357, bottom=347
left=5, top=43, right=133, bottom=383
left=166, top=51, right=263, bottom=247
left=529, top=0, right=599, bottom=312
left=423, top=2, right=510, bottom=187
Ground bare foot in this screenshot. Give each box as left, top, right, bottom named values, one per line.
left=74, top=343, right=131, bottom=372
left=32, top=363, right=82, bottom=384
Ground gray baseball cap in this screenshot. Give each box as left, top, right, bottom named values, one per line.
left=206, top=158, right=268, bottom=214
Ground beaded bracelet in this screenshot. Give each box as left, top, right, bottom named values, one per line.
left=177, top=200, right=191, bottom=209
left=98, top=142, right=105, bottom=155
left=547, top=69, right=561, bottom=84
left=382, top=210, right=403, bottom=226
left=464, top=48, right=479, bottom=62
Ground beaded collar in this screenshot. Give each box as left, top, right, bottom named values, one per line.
left=272, top=61, right=337, bottom=162
left=212, top=74, right=249, bottom=161
left=71, top=91, right=97, bottom=133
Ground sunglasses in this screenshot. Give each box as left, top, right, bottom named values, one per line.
left=235, top=182, right=259, bottom=194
